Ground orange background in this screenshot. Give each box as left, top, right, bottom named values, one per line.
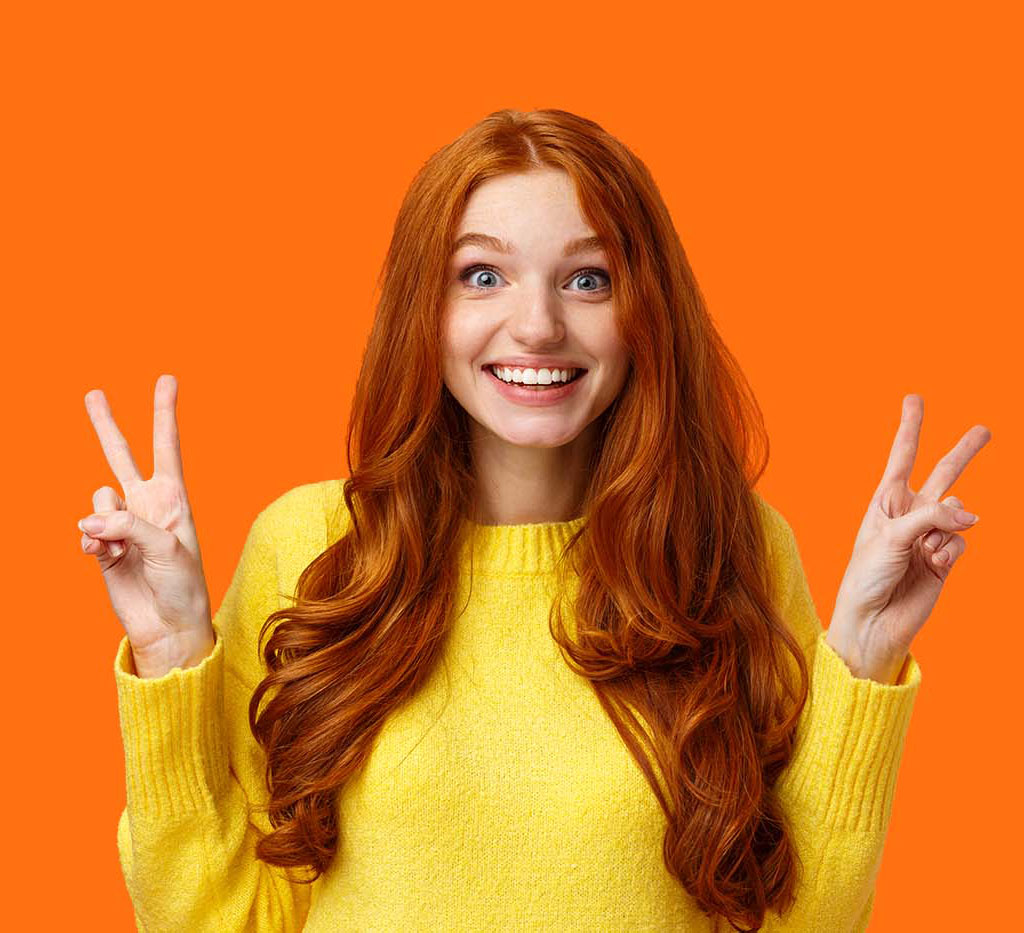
left=4, top=1, right=1019, bottom=929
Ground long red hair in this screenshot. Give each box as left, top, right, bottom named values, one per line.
left=248, top=108, right=810, bottom=932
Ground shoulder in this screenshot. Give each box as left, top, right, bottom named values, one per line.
left=234, top=479, right=351, bottom=613
left=751, top=490, right=822, bottom=653
left=752, top=491, right=808, bottom=581
left=253, top=477, right=350, bottom=552
left=751, top=490, right=792, bottom=557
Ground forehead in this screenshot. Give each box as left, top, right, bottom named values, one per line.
left=451, top=169, right=604, bottom=251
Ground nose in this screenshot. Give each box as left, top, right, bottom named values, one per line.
left=505, top=285, right=566, bottom=346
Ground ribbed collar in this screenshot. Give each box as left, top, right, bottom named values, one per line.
left=459, top=515, right=587, bottom=574
left=322, top=480, right=587, bottom=576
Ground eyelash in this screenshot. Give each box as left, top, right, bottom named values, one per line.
left=458, top=263, right=611, bottom=293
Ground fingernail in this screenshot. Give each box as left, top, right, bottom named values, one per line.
left=110, top=542, right=124, bottom=557
left=923, top=531, right=943, bottom=550
left=956, top=510, right=978, bottom=524
left=78, top=515, right=105, bottom=533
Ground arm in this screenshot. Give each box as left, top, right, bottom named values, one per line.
left=756, top=501, right=921, bottom=932
left=114, top=510, right=314, bottom=932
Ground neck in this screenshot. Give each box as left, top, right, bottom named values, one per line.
left=468, top=420, right=598, bottom=525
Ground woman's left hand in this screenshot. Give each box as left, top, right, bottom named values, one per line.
left=825, top=394, right=991, bottom=684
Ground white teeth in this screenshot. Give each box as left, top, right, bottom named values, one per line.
left=488, top=365, right=579, bottom=385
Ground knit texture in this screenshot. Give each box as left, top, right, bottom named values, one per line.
left=114, top=479, right=921, bottom=931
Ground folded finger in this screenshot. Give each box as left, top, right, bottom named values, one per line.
left=90, top=486, right=126, bottom=558
left=932, top=532, right=966, bottom=568
left=923, top=495, right=964, bottom=553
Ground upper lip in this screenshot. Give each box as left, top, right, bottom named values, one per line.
left=482, top=358, right=588, bottom=371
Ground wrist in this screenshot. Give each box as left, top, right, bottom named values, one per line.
left=825, top=624, right=907, bottom=685
left=131, top=627, right=216, bottom=679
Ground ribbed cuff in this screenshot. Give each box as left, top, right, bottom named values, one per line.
left=113, top=622, right=231, bottom=824
left=776, top=629, right=922, bottom=832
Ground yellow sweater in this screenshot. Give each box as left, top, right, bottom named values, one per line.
left=114, top=479, right=921, bottom=931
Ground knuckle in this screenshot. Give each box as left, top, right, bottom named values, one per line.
left=165, top=530, right=186, bottom=560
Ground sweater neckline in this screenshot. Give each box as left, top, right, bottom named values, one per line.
left=460, top=515, right=587, bottom=574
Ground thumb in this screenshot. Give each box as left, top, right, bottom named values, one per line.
left=888, top=500, right=979, bottom=549
left=78, top=509, right=179, bottom=559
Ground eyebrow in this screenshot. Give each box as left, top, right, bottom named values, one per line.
left=451, top=232, right=606, bottom=258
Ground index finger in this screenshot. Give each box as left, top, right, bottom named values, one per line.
left=153, top=374, right=185, bottom=482
left=83, top=388, right=143, bottom=487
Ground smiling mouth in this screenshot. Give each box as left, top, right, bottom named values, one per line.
left=485, top=367, right=587, bottom=390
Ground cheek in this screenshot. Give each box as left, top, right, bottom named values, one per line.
left=575, top=302, right=620, bottom=341
left=441, top=309, right=488, bottom=387
left=443, top=306, right=493, bottom=358
left=586, top=327, right=631, bottom=394
left=581, top=315, right=628, bottom=371
left=440, top=309, right=465, bottom=365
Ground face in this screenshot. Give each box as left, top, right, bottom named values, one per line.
left=441, top=168, right=630, bottom=452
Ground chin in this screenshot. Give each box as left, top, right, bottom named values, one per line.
left=486, top=423, right=584, bottom=448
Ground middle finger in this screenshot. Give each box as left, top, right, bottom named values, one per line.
left=918, top=424, right=992, bottom=502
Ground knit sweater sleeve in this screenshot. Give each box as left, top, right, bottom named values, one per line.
left=113, top=506, right=312, bottom=932
left=757, top=499, right=922, bottom=933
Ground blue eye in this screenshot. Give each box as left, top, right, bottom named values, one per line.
left=461, top=266, right=503, bottom=290
left=459, top=264, right=611, bottom=293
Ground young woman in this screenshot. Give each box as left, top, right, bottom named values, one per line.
left=83, top=109, right=989, bottom=931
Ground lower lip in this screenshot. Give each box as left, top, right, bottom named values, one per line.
left=484, top=367, right=587, bottom=405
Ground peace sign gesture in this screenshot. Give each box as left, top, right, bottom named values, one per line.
left=825, top=394, right=992, bottom=684
left=80, top=374, right=214, bottom=679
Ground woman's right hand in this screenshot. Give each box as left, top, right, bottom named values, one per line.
left=81, top=374, right=214, bottom=679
